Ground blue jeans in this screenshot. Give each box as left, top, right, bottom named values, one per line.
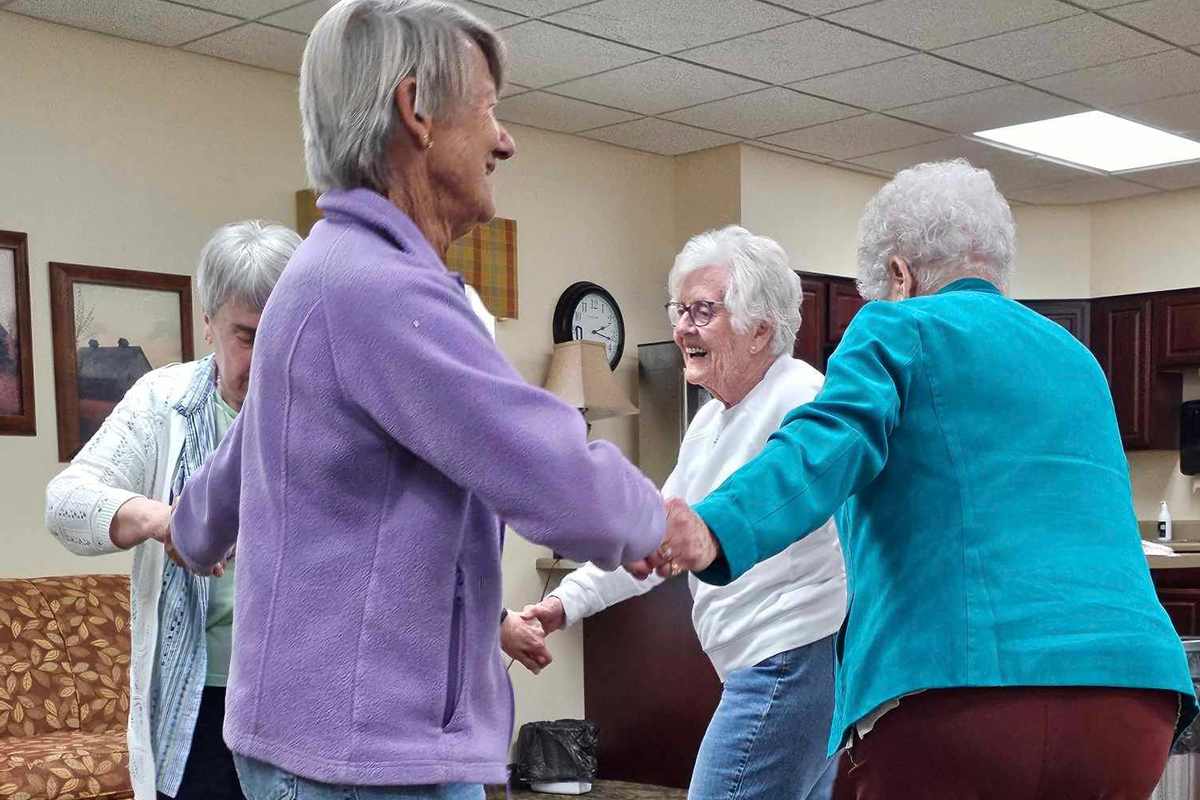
left=689, top=635, right=839, bottom=800
left=233, top=755, right=484, bottom=800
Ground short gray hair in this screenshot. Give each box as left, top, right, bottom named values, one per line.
left=668, top=226, right=802, bottom=357
left=195, top=221, right=301, bottom=316
left=300, top=0, right=506, bottom=193
left=857, top=159, right=1016, bottom=301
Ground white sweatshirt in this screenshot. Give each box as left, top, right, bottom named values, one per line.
left=551, top=354, right=847, bottom=681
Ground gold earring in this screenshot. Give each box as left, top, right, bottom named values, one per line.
left=422, top=133, right=433, bottom=150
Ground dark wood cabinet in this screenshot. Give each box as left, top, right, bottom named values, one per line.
left=1152, top=568, right=1200, bottom=636
left=584, top=576, right=722, bottom=789
left=828, top=282, right=867, bottom=344
left=1155, top=289, right=1200, bottom=369
left=795, top=281, right=827, bottom=370
left=1091, top=296, right=1181, bottom=450
left=1022, top=300, right=1091, bottom=347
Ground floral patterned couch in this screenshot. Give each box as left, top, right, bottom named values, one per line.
left=0, top=575, right=132, bottom=800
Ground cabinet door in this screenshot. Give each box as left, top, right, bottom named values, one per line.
left=1155, top=289, right=1200, bottom=368
left=828, top=281, right=867, bottom=343
left=1022, top=300, right=1091, bottom=347
left=1157, top=588, right=1200, bottom=636
left=795, top=278, right=827, bottom=371
left=1092, top=297, right=1160, bottom=449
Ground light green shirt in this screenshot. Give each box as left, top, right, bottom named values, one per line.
left=205, top=390, right=238, bottom=687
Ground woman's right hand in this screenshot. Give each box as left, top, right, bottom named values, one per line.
left=110, top=496, right=172, bottom=550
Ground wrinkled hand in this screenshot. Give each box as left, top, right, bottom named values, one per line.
left=502, top=610, right=553, bottom=674
left=521, top=597, right=567, bottom=636
left=624, top=497, right=721, bottom=580
left=161, top=497, right=228, bottom=577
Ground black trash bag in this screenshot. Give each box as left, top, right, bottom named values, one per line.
left=514, top=719, right=600, bottom=785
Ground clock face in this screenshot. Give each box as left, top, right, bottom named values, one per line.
left=571, top=292, right=620, bottom=365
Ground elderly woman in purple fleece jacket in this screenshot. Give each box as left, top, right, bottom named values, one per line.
left=167, top=3, right=666, bottom=800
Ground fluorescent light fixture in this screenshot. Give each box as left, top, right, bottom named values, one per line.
left=975, top=111, right=1200, bottom=173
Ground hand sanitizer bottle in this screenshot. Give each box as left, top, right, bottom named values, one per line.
left=1158, top=500, right=1173, bottom=542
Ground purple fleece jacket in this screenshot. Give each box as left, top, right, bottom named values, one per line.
left=170, top=188, right=665, bottom=786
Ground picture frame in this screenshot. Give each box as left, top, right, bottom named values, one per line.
left=48, top=262, right=194, bottom=462
left=0, top=229, right=36, bottom=436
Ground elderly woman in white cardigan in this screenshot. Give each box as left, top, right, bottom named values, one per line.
left=45, top=220, right=300, bottom=800
left=522, top=226, right=847, bottom=800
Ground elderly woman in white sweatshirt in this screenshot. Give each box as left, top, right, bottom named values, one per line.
left=45, top=221, right=301, bottom=800
left=523, top=225, right=847, bottom=800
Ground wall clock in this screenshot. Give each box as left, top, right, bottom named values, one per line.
left=552, top=281, right=625, bottom=369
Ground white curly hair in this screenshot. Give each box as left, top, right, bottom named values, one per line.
left=856, top=159, right=1016, bottom=301
left=668, top=225, right=802, bottom=357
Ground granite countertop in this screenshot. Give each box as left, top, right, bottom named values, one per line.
left=486, top=782, right=685, bottom=800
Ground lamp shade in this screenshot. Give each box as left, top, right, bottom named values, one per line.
left=543, top=340, right=638, bottom=422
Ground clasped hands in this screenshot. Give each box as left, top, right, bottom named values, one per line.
left=623, top=496, right=721, bottom=581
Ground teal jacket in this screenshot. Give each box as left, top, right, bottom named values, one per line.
left=695, top=279, right=1197, bottom=755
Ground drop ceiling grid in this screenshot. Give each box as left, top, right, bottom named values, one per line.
left=3, top=0, right=1200, bottom=200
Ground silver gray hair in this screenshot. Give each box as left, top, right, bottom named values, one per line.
left=668, top=226, right=802, bottom=357
left=856, top=159, right=1016, bottom=301
left=300, top=0, right=506, bottom=194
left=195, top=221, right=301, bottom=316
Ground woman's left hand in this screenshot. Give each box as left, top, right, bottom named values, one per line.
left=162, top=498, right=228, bottom=577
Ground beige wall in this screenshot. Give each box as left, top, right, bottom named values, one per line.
left=1009, top=205, right=1092, bottom=299
left=1091, top=188, right=1200, bottom=297
left=0, top=12, right=306, bottom=578
left=674, top=145, right=742, bottom=251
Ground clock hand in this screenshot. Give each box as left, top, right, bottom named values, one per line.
left=591, top=331, right=613, bottom=342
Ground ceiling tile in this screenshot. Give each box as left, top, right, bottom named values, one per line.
left=6, top=0, right=238, bottom=46
left=546, top=0, right=797, bottom=53
left=177, top=0, right=298, bottom=20
left=826, top=0, right=1078, bottom=50
left=1119, top=161, right=1200, bottom=190
left=474, top=0, right=594, bottom=16
left=679, top=18, right=911, bottom=85
left=743, top=141, right=833, bottom=162
left=1030, top=50, right=1200, bottom=109
left=1070, top=0, right=1142, bottom=7
left=1107, top=0, right=1200, bottom=48
left=581, top=118, right=738, bottom=155
left=763, top=114, right=947, bottom=160
left=663, top=87, right=861, bottom=138
left=498, top=91, right=639, bottom=132
left=830, top=161, right=894, bottom=179
left=1117, top=92, right=1200, bottom=134
left=766, top=0, right=887, bottom=14
left=501, top=82, right=530, bottom=98
left=458, top=0, right=528, bottom=28
left=847, top=135, right=1027, bottom=173
left=790, top=54, right=1005, bottom=111
left=1008, top=176, right=1160, bottom=204
left=501, top=21, right=648, bottom=87
left=551, top=57, right=764, bottom=115
left=984, top=157, right=1099, bottom=193
left=259, top=0, right=330, bottom=33
left=935, top=14, right=1170, bottom=81
left=183, top=22, right=308, bottom=74
left=890, top=84, right=1085, bottom=134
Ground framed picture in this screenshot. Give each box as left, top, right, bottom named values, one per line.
left=0, top=230, right=35, bottom=436
left=49, top=262, right=194, bottom=462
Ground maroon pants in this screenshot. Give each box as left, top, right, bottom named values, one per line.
left=845, top=686, right=1178, bottom=800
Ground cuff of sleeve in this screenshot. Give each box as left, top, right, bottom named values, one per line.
left=547, top=589, right=583, bottom=628
left=94, top=491, right=142, bottom=554
left=693, top=496, right=756, bottom=586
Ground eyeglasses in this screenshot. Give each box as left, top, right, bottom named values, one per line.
left=665, top=300, right=725, bottom=327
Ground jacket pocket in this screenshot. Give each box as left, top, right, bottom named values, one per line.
left=442, top=567, right=467, bottom=729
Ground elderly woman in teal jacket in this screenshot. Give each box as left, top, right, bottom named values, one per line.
left=639, top=159, right=1197, bottom=800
